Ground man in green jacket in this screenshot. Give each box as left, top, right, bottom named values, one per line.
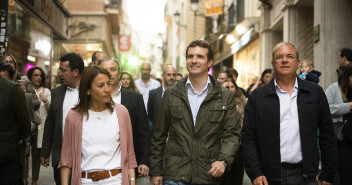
left=149, top=40, right=241, bottom=185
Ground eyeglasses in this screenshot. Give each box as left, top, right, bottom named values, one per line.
left=274, top=55, right=296, bottom=61
left=2, top=60, right=15, bottom=64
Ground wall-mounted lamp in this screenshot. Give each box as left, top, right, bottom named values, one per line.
left=173, top=11, right=187, bottom=28
left=191, top=0, right=199, bottom=12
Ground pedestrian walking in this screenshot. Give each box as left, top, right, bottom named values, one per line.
left=242, top=42, right=337, bottom=185
left=149, top=40, right=241, bottom=185
left=120, top=71, right=139, bottom=92
left=59, top=66, right=137, bottom=185
left=41, top=52, right=84, bottom=185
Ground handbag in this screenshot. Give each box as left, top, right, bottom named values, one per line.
left=334, top=121, right=345, bottom=141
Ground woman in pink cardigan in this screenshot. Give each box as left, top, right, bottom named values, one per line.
left=59, top=66, right=137, bottom=185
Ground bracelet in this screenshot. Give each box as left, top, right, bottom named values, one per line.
left=129, top=177, right=136, bottom=181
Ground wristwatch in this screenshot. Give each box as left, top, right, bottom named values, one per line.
left=129, top=177, right=136, bottom=181
left=221, top=161, right=228, bottom=167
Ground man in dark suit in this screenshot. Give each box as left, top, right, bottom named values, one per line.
left=41, top=53, right=84, bottom=184
left=148, top=65, right=177, bottom=129
left=98, top=59, right=151, bottom=181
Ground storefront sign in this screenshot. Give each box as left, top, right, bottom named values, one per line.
left=118, top=35, right=131, bottom=52
left=205, top=0, right=223, bottom=16
left=0, top=0, right=8, bottom=57
left=231, top=28, right=254, bottom=53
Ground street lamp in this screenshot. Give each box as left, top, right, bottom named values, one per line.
left=173, top=11, right=187, bottom=28
left=191, top=0, right=199, bottom=38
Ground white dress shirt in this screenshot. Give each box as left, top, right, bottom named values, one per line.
left=275, top=78, right=303, bottom=163
left=186, top=77, right=210, bottom=126
left=62, top=86, right=79, bottom=136
left=111, top=84, right=122, bottom=104
left=135, top=78, right=160, bottom=110
left=81, top=109, right=121, bottom=172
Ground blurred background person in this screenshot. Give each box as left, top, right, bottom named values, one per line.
left=90, top=51, right=108, bottom=66
left=135, top=62, right=160, bottom=110
left=299, top=60, right=321, bottom=83
left=246, top=68, right=272, bottom=96
left=337, top=48, right=352, bottom=75
left=120, top=71, right=139, bottom=92
left=217, top=71, right=228, bottom=84
left=227, top=68, right=247, bottom=97
left=220, top=77, right=247, bottom=185
left=0, top=53, right=20, bottom=80
left=176, top=73, right=183, bottom=84
left=325, top=63, right=352, bottom=185
left=59, top=66, right=137, bottom=185
left=24, top=67, right=51, bottom=185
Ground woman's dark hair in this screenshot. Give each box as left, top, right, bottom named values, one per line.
left=27, top=67, right=46, bottom=87
left=0, top=63, right=15, bottom=79
left=120, top=71, right=138, bottom=92
left=73, top=66, right=114, bottom=119
left=223, top=77, right=243, bottom=98
left=260, top=68, right=272, bottom=84
left=338, top=63, right=352, bottom=99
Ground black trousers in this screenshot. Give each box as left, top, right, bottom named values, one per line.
left=338, top=135, right=352, bottom=185
left=268, top=165, right=317, bottom=185
left=220, top=146, right=244, bottom=185
left=0, top=158, right=21, bottom=185
left=54, top=164, right=61, bottom=185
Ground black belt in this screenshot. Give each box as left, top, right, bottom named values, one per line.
left=281, top=162, right=302, bottom=169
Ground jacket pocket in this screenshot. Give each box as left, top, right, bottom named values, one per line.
left=209, top=103, right=228, bottom=123
left=163, top=154, right=181, bottom=176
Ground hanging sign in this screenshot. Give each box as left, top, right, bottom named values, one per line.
left=205, top=0, right=223, bottom=16
left=118, top=35, right=131, bottom=52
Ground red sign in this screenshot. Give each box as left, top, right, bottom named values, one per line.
left=118, top=35, right=131, bottom=52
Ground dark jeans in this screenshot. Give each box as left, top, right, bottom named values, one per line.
left=267, top=164, right=317, bottom=185
left=0, top=158, right=21, bottom=185
left=54, top=164, right=61, bottom=185
left=338, top=136, right=352, bottom=185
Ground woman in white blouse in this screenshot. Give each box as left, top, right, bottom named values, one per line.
left=59, top=66, right=137, bottom=185
left=25, top=67, right=51, bottom=185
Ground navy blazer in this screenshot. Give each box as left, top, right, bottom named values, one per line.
left=147, top=86, right=163, bottom=128
left=120, top=88, right=150, bottom=166
left=242, top=78, right=337, bottom=183
left=41, top=84, right=67, bottom=167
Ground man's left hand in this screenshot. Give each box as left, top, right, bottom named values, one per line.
left=318, top=180, right=332, bottom=185
left=207, top=161, right=226, bottom=177
left=138, top=164, right=149, bottom=176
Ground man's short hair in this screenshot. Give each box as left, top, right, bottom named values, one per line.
left=272, top=42, right=299, bottom=60
left=97, top=58, right=121, bottom=72
left=186, top=40, right=214, bottom=61
left=59, top=53, right=85, bottom=75
left=0, top=63, right=15, bottom=79
left=91, top=51, right=106, bottom=62
left=177, top=73, right=183, bottom=78
left=339, top=48, right=352, bottom=62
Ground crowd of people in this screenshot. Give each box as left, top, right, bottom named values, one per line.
left=0, top=40, right=351, bottom=185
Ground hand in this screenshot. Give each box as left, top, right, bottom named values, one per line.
left=151, top=176, right=163, bottom=185
left=40, top=157, right=50, bottom=167
left=138, top=164, right=149, bottom=176
left=253, top=176, right=268, bottom=185
left=39, top=93, right=48, bottom=103
left=207, top=161, right=226, bottom=177
left=318, top=180, right=332, bottom=185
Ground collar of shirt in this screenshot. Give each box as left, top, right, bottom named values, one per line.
left=112, top=84, right=122, bottom=97
left=186, top=76, right=211, bottom=95
left=67, top=86, right=78, bottom=92
left=274, top=78, right=298, bottom=93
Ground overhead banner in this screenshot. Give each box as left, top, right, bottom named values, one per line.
left=205, top=0, right=223, bottom=16
left=0, top=0, right=8, bottom=57
left=118, top=35, right=131, bottom=52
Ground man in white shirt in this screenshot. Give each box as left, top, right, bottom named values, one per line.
left=98, top=59, right=151, bottom=183
left=135, top=63, right=160, bottom=110
left=41, top=53, right=84, bottom=185
left=242, top=42, right=337, bottom=185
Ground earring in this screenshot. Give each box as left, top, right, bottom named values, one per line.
left=87, top=92, right=90, bottom=96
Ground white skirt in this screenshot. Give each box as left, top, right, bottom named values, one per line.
left=81, top=173, right=122, bottom=185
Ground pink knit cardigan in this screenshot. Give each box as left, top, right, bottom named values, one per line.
left=58, top=104, right=137, bottom=185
